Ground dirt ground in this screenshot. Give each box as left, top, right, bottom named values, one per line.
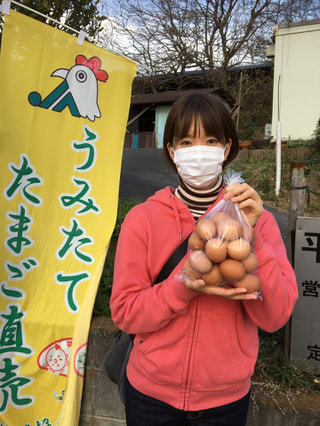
left=264, top=168, right=320, bottom=217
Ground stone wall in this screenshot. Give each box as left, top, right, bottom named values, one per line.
left=236, top=145, right=318, bottom=162
left=79, top=317, right=126, bottom=425
left=79, top=317, right=320, bottom=425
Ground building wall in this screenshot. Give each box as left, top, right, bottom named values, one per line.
left=271, top=21, right=320, bottom=141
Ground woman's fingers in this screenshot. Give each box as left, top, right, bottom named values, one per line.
left=185, top=277, right=258, bottom=300
left=224, top=183, right=263, bottom=226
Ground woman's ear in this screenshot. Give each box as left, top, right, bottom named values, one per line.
left=167, top=142, right=174, bottom=162
left=224, top=139, right=232, bottom=161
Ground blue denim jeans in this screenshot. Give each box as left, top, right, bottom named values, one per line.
left=124, top=377, right=250, bottom=426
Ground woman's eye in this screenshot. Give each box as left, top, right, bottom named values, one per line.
left=180, top=140, right=192, bottom=146
left=207, top=138, right=219, bottom=145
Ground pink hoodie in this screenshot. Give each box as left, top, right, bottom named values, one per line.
left=110, top=186, right=298, bottom=411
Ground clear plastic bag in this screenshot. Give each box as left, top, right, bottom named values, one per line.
left=183, top=169, right=261, bottom=296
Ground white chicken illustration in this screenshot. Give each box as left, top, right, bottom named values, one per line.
left=28, top=55, right=108, bottom=122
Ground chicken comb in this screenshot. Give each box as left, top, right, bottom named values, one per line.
left=76, top=55, right=109, bottom=82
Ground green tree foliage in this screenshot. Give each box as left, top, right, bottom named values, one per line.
left=313, top=117, right=320, bottom=146
left=1, top=0, right=104, bottom=39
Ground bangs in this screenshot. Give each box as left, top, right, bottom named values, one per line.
left=172, top=106, right=197, bottom=141
left=201, top=109, right=227, bottom=145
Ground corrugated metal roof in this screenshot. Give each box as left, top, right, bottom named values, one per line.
left=131, top=87, right=235, bottom=108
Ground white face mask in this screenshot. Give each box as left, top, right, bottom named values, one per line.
left=173, top=145, right=225, bottom=188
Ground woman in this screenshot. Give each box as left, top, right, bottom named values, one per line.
left=110, top=92, right=298, bottom=425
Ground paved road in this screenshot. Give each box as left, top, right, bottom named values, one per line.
left=119, top=149, right=289, bottom=249
left=119, top=148, right=178, bottom=201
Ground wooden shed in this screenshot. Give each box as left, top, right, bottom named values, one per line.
left=125, top=88, right=235, bottom=148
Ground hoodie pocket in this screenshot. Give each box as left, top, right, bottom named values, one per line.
left=132, top=318, right=192, bottom=386
left=190, top=311, right=254, bottom=391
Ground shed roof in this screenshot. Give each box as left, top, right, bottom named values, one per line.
left=131, top=88, right=235, bottom=109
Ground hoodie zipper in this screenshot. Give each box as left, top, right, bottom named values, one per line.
left=169, top=190, right=202, bottom=409
left=182, top=297, right=199, bottom=410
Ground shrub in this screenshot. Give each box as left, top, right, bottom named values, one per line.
left=93, top=198, right=139, bottom=317
left=313, top=117, right=320, bottom=147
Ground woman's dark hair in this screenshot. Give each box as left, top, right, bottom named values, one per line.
left=163, top=92, right=239, bottom=172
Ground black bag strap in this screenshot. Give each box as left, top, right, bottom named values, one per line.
left=116, top=234, right=190, bottom=345
left=154, top=234, right=190, bottom=285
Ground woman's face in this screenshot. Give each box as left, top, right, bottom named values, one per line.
left=166, top=118, right=232, bottom=190
left=167, top=118, right=231, bottom=164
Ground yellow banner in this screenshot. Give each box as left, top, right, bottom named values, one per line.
left=0, top=10, right=136, bottom=425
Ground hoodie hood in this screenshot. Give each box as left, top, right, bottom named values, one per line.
left=146, top=186, right=191, bottom=241
left=144, top=185, right=227, bottom=242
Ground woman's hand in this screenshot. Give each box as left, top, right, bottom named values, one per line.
left=184, top=275, right=258, bottom=301
left=223, top=183, right=264, bottom=227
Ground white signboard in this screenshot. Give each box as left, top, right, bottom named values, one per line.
left=291, top=216, right=320, bottom=370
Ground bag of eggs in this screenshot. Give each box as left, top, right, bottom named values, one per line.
left=183, top=169, right=261, bottom=295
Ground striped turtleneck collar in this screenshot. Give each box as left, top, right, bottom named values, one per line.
left=174, top=174, right=224, bottom=220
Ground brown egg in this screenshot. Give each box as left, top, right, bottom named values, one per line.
left=227, top=238, right=251, bottom=261
left=189, top=231, right=206, bottom=251
left=234, top=273, right=261, bottom=293
left=217, top=218, right=242, bottom=241
left=219, top=259, right=246, bottom=281
left=196, top=218, right=216, bottom=241
left=183, top=258, right=201, bottom=280
left=205, top=238, right=228, bottom=263
left=242, top=253, right=258, bottom=272
left=242, top=220, right=255, bottom=244
left=189, top=250, right=212, bottom=274
left=201, top=264, right=223, bottom=286
left=211, top=211, right=231, bottom=224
